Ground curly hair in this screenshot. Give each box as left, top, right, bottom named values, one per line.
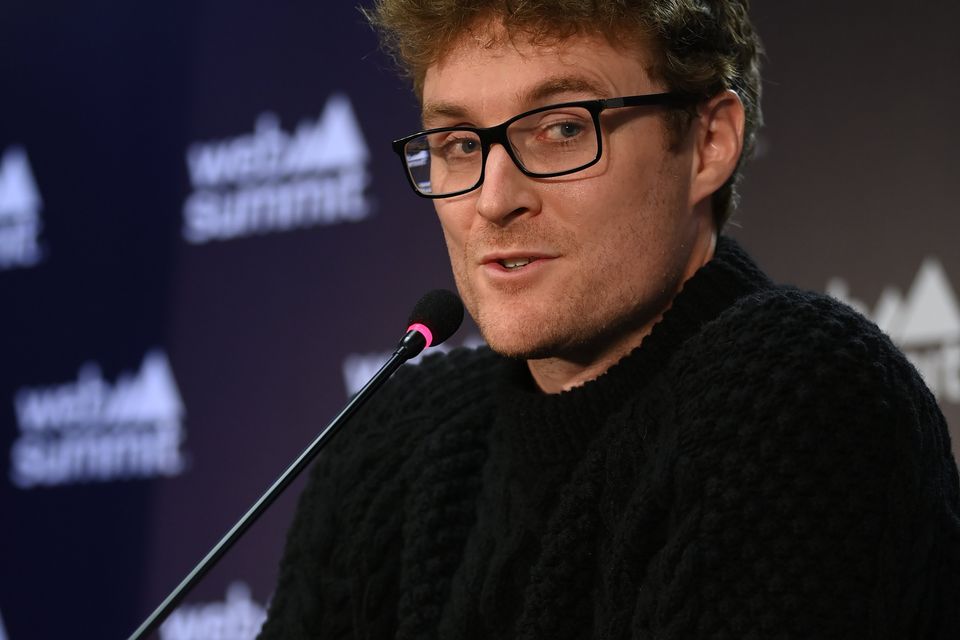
left=364, top=0, right=763, bottom=226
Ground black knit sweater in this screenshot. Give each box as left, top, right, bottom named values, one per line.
left=259, top=238, right=960, bottom=639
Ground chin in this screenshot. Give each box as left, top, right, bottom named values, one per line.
left=464, top=287, right=581, bottom=358
left=477, top=317, right=568, bottom=360
left=485, top=339, right=555, bottom=360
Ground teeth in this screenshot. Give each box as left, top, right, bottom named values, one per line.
left=500, top=257, right=532, bottom=269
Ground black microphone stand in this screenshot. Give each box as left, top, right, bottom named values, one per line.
left=127, top=330, right=427, bottom=640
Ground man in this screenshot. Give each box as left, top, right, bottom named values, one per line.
left=260, top=1, right=960, bottom=638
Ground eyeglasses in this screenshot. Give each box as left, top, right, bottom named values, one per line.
left=391, top=92, right=699, bottom=199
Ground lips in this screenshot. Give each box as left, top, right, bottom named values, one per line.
left=480, top=251, right=557, bottom=273
left=499, top=257, right=533, bottom=269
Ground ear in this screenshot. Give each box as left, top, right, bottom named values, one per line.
left=688, top=89, right=745, bottom=210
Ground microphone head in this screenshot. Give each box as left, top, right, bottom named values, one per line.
left=407, top=289, right=464, bottom=349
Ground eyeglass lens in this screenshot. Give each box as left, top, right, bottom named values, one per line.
left=403, top=105, right=598, bottom=196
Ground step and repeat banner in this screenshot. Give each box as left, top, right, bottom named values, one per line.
left=1, top=1, right=957, bottom=638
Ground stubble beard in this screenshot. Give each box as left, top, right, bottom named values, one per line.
left=447, top=222, right=589, bottom=360
left=451, top=234, right=673, bottom=364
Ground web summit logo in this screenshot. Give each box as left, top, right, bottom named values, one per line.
left=160, top=582, right=266, bottom=640
left=0, top=145, right=44, bottom=270
left=182, top=93, right=373, bottom=244
left=10, top=350, right=187, bottom=488
left=828, top=258, right=960, bottom=404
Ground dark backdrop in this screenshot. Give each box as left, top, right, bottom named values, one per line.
left=1, top=2, right=957, bottom=638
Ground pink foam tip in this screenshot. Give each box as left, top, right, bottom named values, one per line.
left=407, top=323, right=434, bottom=349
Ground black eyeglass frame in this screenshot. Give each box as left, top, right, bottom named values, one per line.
left=391, top=91, right=701, bottom=199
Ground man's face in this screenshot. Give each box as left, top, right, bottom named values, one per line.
left=421, top=27, right=712, bottom=362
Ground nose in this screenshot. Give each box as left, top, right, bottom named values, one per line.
left=475, top=144, right=540, bottom=225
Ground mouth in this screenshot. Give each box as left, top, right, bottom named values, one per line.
left=497, top=257, right=534, bottom=270
left=479, top=251, right=558, bottom=278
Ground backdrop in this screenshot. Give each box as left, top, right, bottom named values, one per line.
left=1, top=2, right=957, bottom=638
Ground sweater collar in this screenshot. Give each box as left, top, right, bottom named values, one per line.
left=492, top=235, right=772, bottom=466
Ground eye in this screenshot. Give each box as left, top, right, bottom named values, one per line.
left=434, top=134, right=480, bottom=160
left=532, top=113, right=591, bottom=144
left=546, top=121, right=585, bottom=139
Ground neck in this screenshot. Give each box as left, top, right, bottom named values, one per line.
left=526, top=332, right=651, bottom=393
left=527, top=227, right=717, bottom=394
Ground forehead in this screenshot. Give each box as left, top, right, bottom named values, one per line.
left=420, top=25, right=657, bottom=125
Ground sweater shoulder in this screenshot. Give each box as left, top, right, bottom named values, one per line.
left=675, top=284, right=928, bottom=402
left=319, top=345, right=500, bottom=481
left=260, top=347, right=501, bottom=638
left=357, top=344, right=498, bottom=424
left=630, top=285, right=960, bottom=638
left=717, top=284, right=891, bottom=350
left=638, top=287, right=960, bottom=638
left=660, top=283, right=955, bottom=507
left=396, top=345, right=501, bottom=409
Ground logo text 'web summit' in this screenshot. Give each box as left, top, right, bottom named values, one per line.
left=183, top=94, right=373, bottom=244
left=10, top=350, right=187, bottom=488
left=828, top=258, right=960, bottom=404
left=160, top=582, right=266, bottom=640
left=0, top=145, right=44, bottom=270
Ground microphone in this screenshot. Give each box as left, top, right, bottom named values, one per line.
left=397, top=288, right=465, bottom=358
left=127, top=290, right=464, bottom=640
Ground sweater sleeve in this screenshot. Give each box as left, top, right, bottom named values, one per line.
left=256, top=442, right=355, bottom=640
left=635, top=290, right=960, bottom=640
left=257, top=368, right=431, bottom=640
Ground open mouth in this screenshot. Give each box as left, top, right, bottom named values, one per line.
left=498, top=257, right=533, bottom=270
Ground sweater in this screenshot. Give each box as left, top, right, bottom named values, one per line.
left=258, top=237, right=960, bottom=639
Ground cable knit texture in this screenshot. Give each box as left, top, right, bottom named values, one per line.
left=259, top=237, right=960, bottom=639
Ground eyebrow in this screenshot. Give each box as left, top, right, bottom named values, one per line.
left=522, top=76, right=606, bottom=105
left=421, top=75, right=607, bottom=127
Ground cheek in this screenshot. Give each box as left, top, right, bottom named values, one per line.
left=437, top=215, right=467, bottom=269
left=570, top=161, right=685, bottom=277
left=436, top=208, right=475, bottom=295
